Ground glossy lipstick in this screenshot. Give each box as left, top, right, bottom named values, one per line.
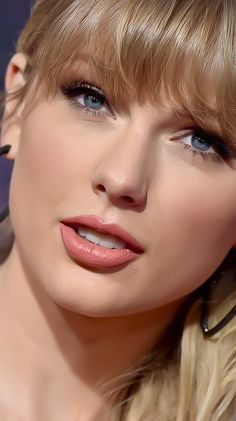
left=60, top=215, right=144, bottom=269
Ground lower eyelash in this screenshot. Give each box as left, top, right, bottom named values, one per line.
left=69, top=98, right=103, bottom=117
left=183, top=144, right=223, bottom=163
left=60, top=81, right=110, bottom=119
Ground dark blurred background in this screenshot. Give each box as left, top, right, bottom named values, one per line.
left=0, top=0, right=31, bottom=212
left=0, top=0, right=31, bottom=88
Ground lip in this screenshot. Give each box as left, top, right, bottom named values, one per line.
left=60, top=215, right=144, bottom=253
left=59, top=215, right=144, bottom=270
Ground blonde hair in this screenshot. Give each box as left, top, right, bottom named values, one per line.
left=3, top=1, right=236, bottom=419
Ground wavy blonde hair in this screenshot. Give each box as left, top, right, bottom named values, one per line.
left=2, top=1, right=236, bottom=419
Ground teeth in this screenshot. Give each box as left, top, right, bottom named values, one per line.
left=77, top=227, right=126, bottom=249
left=78, top=227, right=88, bottom=237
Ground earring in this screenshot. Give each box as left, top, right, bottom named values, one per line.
left=0, top=145, right=11, bottom=223
left=201, top=249, right=236, bottom=337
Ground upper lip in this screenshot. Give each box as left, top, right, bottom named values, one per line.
left=61, top=215, right=144, bottom=253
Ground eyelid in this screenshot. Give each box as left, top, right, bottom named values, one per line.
left=192, top=128, right=234, bottom=159
left=60, top=80, right=115, bottom=118
left=61, top=76, right=103, bottom=92
left=75, top=82, right=105, bottom=98
left=170, top=126, right=234, bottom=164
left=173, top=127, right=229, bottom=152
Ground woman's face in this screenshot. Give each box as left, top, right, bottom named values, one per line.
left=3, top=55, right=236, bottom=317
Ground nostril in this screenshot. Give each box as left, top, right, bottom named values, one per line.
left=95, top=185, right=136, bottom=205
left=123, top=196, right=134, bottom=203
left=97, top=184, right=106, bottom=192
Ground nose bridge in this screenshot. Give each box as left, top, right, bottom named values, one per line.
left=91, top=121, right=153, bottom=206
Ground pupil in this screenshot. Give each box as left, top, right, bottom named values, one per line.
left=84, top=94, right=103, bottom=110
left=192, top=135, right=211, bottom=152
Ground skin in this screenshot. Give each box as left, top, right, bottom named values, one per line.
left=0, top=53, right=235, bottom=420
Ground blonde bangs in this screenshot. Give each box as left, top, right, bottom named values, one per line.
left=18, top=0, right=236, bottom=146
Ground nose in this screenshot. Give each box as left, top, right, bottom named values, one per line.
left=91, top=125, right=152, bottom=209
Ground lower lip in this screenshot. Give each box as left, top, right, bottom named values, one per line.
left=60, top=223, right=140, bottom=269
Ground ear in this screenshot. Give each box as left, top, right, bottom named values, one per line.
left=1, top=53, right=28, bottom=160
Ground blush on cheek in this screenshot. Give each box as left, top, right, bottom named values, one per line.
left=147, top=188, right=235, bottom=302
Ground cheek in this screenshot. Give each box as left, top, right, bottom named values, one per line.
left=156, top=159, right=236, bottom=251
left=7, top=103, right=101, bottom=267
left=9, top=104, right=101, bottom=211
left=145, top=170, right=236, bottom=303
left=163, top=187, right=235, bottom=247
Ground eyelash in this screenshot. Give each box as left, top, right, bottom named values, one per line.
left=61, top=81, right=112, bottom=118
left=60, top=81, right=232, bottom=163
left=171, top=129, right=231, bottom=163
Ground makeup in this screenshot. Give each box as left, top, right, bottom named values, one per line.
left=60, top=215, right=144, bottom=269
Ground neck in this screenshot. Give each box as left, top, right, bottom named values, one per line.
left=0, top=242, right=181, bottom=421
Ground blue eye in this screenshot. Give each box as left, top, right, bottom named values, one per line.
left=182, top=128, right=231, bottom=163
left=190, top=134, right=212, bottom=152
left=61, top=82, right=112, bottom=117
left=79, top=92, right=105, bottom=111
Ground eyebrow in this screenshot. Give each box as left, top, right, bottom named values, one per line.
left=64, top=54, right=111, bottom=86
left=75, top=54, right=111, bottom=71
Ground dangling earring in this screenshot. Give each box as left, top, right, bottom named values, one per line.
left=201, top=249, right=236, bottom=337
left=0, top=145, right=11, bottom=223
